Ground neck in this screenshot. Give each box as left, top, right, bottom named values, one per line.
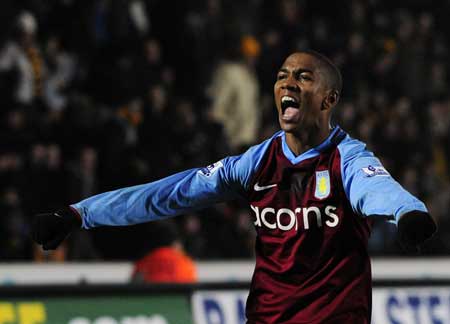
left=285, top=123, right=332, bottom=156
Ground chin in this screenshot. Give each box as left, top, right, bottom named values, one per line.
left=278, top=117, right=300, bottom=133
left=283, top=127, right=301, bottom=135
left=279, top=121, right=299, bottom=133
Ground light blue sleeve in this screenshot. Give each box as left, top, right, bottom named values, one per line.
left=337, top=135, right=428, bottom=224
left=71, top=133, right=279, bottom=229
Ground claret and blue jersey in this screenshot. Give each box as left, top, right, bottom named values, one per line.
left=72, top=125, right=427, bottom=323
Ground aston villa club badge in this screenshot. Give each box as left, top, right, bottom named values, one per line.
left=314, top=170, right=330, bottom=199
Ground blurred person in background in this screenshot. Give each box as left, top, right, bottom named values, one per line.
left=0, top=187, right=31, bottom=260
left=0, top=12, right=47, bottom=111
left=68, top=147, right=99, bottom=202
left=182, top=0, right=227, bottom=95
left=136, top=38, right=165, bottom=95
left=138, top=83, right=173, bottom=179
left=44, top=35, right=76, bottom=112
left=209, top=35, right=261, bottom=152
left=32, top=50, right=436, bottom=323
left=131, top=220, right=197, bottom=283
left=181, top=213, right=207, bottom=259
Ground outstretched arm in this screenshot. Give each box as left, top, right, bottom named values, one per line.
left=72, top=163, right=240, bottom=229
left=338, top=137, right=437, bottom=251
left=31, top=133, right=278, bottom=250
left=32, top=160, right=240, bottom=250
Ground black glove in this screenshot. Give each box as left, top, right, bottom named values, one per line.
left=32, top=206, right=82, bottom=250
left=397, top=211, right=437, bottom=253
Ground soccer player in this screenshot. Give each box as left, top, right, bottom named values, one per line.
left=32, top=50, right=436, bottom=323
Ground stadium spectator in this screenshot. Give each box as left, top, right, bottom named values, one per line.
left=131, top=221, right=197, bottom=283
left=209, top=35, right=261, bottom=151
left=0, top=11, right=45, bottom=109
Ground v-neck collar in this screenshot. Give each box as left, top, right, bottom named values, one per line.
left=281, top=126, right=343, bottom=165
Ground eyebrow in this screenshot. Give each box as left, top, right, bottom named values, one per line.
left=278, top=68, right=314, bottom=74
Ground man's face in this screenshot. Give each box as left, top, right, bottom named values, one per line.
left=274, top=53, right=328, bottom=134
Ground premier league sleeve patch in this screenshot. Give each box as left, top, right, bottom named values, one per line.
left=314, top=170, right=331, bottom=199
left=362, top=165, right=390, bottom=177
left=198, top=161, right=224, bottom=177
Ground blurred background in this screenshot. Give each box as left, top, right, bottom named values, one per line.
left=0, top=0, right=448, bottom=263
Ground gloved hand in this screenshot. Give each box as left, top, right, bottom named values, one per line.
left=397, top=211, right=437, bottom=253
left=32, top=206, right=82, bottom=250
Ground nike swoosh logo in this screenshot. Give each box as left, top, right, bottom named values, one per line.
left=54, top=212, right=62, bottom=218
left=254, top=182, right=277, bottom=191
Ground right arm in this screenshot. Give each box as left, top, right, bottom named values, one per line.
left=72, top=133, right=279, bottom=229
left=32, top=134, right=278, bottom=249
left=72, top=158, right=243, bottom=229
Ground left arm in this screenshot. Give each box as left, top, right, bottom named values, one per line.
left=338, top=137, right=437, bottom=249
left=397, top=210, right=436, bottom=251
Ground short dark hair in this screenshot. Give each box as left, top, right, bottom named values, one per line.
left=300, top=50, right=343, bottom=94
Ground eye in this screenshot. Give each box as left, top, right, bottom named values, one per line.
left=298, top=73, right=312, bottom=81
left=277, top=74, right=286, bottom=81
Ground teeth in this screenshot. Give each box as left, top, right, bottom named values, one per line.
left=281, top=96, right=297, bottom=103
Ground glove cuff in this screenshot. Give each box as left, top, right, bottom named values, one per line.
left=68, top=206, right=82, bottom=228
left=58, top=206, right=82, bottom=229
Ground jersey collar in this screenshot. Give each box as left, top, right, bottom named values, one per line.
left=281, top=126, right=345, bottom=165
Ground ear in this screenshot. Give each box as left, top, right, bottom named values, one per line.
left=322, top=90, right=339, bottom=111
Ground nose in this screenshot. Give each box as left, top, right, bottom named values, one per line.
left=280, top=77, right=299, bottom=92
left=282, top=83, right=299, bottom=92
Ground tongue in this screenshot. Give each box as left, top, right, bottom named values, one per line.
left=283, top=107, right=300, bottom=121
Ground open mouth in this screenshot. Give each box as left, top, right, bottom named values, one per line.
left=281, top=95, right=300, bottom=113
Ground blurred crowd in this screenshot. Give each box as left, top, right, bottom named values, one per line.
left=0, top=0, right=449, bottom=262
